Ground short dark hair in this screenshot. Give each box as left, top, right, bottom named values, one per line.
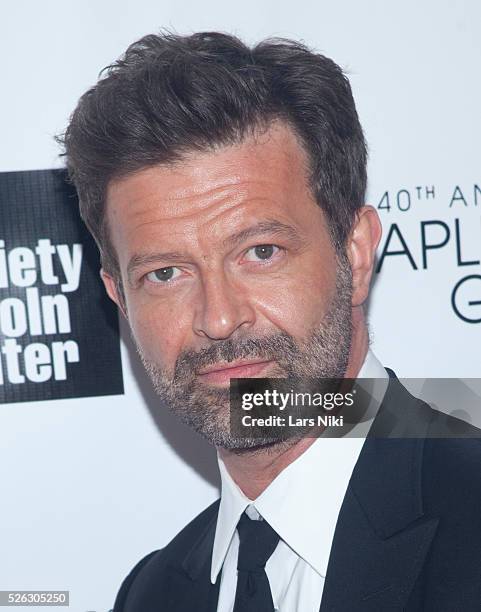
left=59, top=30, right=367, bottom=280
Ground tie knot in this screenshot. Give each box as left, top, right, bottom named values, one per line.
left=236, top=512, right=280, bottom=572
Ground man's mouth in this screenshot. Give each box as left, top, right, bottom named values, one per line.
left=196, top=359, right=274, bottom=386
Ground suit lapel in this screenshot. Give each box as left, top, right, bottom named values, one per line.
left=320, top=482, right=438, bottom=611
left=163, top=508, right=220, bottom=612
left=320, top=376, right=440, bottom=611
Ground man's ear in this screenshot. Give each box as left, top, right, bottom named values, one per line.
left=346, top=206, right=382, bottom=307
left=100, top=268, right=128, bottom=319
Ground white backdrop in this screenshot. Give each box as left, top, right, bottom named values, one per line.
left=1, top=1, right=480, bottom=610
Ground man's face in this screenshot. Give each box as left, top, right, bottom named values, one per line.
left=103, top=123, right=356, bottom=449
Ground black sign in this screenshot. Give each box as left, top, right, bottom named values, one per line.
left=0, top=169, right=123, bottom=403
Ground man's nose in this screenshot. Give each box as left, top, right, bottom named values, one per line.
left=193, top=273, right=256, bottom=340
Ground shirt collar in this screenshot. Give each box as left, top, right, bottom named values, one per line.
left=211, top=349, right=388, bottom=584
left=211, top=456, right=251, bottom=583
left=357, top=346, right=388, bottom=380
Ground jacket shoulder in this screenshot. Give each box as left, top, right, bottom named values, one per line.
left=113, top=498, right=220, bottom=611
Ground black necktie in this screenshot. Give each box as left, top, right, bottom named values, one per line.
left=233, top=512, right=281, bottom=612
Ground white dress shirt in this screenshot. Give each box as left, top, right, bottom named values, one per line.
left=212, top=349, right=389, bottom=612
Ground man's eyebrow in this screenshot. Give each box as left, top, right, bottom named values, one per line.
left=223, top=220, right=303, bottom=249
left=127, top=220, right=303, bottom=283
left=127, top=251, right=186, bottom=283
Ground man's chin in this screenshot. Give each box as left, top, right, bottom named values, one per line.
left=164, top=394, right=295, bottom=451
left=216, top=437, right=283, bottom=454
left=213, top=430, right=306, bottom=454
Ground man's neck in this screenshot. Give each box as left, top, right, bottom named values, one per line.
left=218, top=437, right=318, bottom=500
left=218, top=317, right=369, bottom=499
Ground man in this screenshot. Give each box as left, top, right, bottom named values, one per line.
left=61, top=31, right=481, bottom=611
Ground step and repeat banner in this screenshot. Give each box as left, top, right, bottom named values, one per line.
left=1, top=2, right=480, bottom=611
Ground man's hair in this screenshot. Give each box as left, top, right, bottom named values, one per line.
left=59, top=31, right=367, bottom=282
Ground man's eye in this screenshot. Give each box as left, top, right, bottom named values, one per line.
left=146, top=267, right=181, bottom=283
left=244, top=244, right=280, bottom=262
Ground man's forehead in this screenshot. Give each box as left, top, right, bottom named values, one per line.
left=105, top=122, right=310, bottom=215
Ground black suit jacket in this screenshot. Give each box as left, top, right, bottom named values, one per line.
left=113, top=373, right=481, bottom=611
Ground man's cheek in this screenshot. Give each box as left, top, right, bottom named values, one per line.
left=130, top=309, right=180, bottom=364
left=252, top=284, right=327, bottom=338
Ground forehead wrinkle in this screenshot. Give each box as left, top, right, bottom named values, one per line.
left=129, top=188, right=281, bottom=239
left=108, top=171, right=246, bottom=228
left=164, top=172, right=248, bottom=202
left=157, top=174, right=280, bottom=214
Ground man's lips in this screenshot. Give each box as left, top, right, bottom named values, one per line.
left=196, top=359, right=274, bottom=385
